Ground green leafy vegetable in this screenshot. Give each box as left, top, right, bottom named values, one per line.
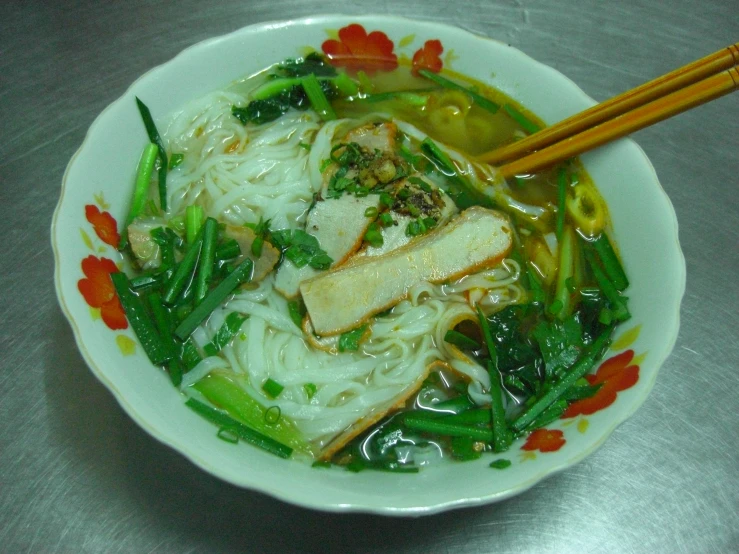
left=215, top=239, right=240, bottom=261
left=278, top=52, right=338, bottom=77
left=185, top=205, right=204, bottom=245
left=450, top=436, right=483, bottom=461
left=338, top=324, right=368, bottom=352
left=532, top=315, right=585, bottom=379
left=146, top=292, right=182, bottom=386
left=552, top=226, right=575, bottom=319
left=270, top=229, right=333, bottom=270
left=556, top=168, right=568, bottom=240
left=511, top=326, right=612, bottom=432
left=232, top=53, right=356, bottom=126
left=584, top=248, right=631, bottom=322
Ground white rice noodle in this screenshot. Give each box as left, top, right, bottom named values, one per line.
left=162, top=93, right=329, bottom=230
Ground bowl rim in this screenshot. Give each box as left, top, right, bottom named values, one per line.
left=51, top=13, right=686, bottom=515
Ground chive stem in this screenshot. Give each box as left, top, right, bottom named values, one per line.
left=135, top=97, right=168, bottom=211
left=487, top=360, right=513, bottom=452
left=174, top=257, right=253, bottom=341
left=591, top=234, right=629, bottom=291
left=552, top=226, right=575, bottom=319
left=420, top=138, right=491, bottom=209
left=163, top=233, right=203, bottom=305
left=444, top=329, right=480, bottom=350
left=194, top=217, right=218, bottom=305
left=418, top=69, right=500, bottom=114
left=185, top=398, right=293, bottom=458
left=502, top=103, right=541, bottom=134
left=119, top=143, right=158, bottom=249
left=584, top=248, right=631, bottom=322
left=438, top=408, right=491, bottom=426
left=110, top=272, right=170, bottom=365
left=556, top=168, right=568, bottom=241
left=185, top=205, right=204, bottom=245
left=147, top=292, right=183, bottom=386
left=403, top=416, right=493, bottom=441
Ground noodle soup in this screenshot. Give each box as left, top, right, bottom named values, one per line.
left=112, top=49, right=630, bottom=470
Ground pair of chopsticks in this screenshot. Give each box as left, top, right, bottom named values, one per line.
left=483, top=43, right=739, bottom=178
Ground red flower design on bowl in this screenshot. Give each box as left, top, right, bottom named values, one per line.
left=85, top=204, right=120, bottom=248
left=322, top=23, right=398, bottom=74
left=521, top=428, right=566, bottom=453
left=412, top=39, right=443, bottom=75
left=78, top=256, right=127, bottom=330
left=563, top=350, right=640, bottom=418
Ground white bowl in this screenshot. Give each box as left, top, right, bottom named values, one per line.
left=52, top=15, right=685, bottom=515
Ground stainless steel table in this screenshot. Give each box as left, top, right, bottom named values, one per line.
left=2, top=1, right=737, bottom=552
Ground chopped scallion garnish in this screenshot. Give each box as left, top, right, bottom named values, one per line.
left=262, top=378, right=284, bottom=399
left=364, top=223, right=383, bottom=247
left=168, top=153, right=184, bottom=169
left=338, top=324, right=368, bottom=352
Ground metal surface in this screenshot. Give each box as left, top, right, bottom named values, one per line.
left=1, top=0, right=737, bottom=552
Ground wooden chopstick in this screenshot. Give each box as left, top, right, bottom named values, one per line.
left=495, top=64, right=739, bottom=178
left=479, top=42, right=739, bottom=172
